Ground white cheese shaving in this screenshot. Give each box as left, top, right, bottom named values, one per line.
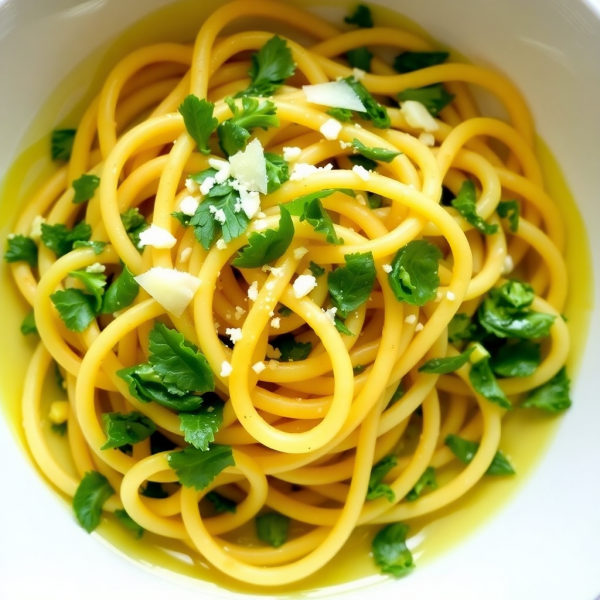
left=405, top=314, right=417, bottom=324
left=247, top=281, right=259, bottom=301
left=220, top=361, right=233, bottom=377
left=85, top=262, right=105, bottom=274
left=229, top=138, right=268, bottom=195
left=382, top=264, right=393, bottom=274
left=283, top=147, right=302, bottom=162
left=293, top=274, right=317, bottom=298
left=208, top=158, right=231, bottom=184
left=238, top=187, right=261, bottom=219
left=134, top=267, right=201, bottom=317
left=225, top=327, right=243, bottom=344
left=216, top=239, right=228, bottom=250
left=252, top=361, right=266, bottom=374
left=138, top=224, right=177, bottom=249
left=400, top=100, right=439, bottom=132
left=352, top=164, right=371, bottom=181
left=179, top=195, right=199, bottom=216
left=270, top=317, right=281, bottom=329
left=302, top=80, right=366, bottom=112
left=319, top=118, right=343, bottom=141
left=200, top=176, right=216, bottom=195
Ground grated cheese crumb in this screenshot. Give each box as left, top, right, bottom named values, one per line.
left=267, top=344, right=282, bottom=360
left=234, top=306, right=246, bottom=320
left=418, top=132, right=436, bottom=147
left=293, top=274, right=317, bottom=298
left=179, top=195, right=199, bottom=216
left=268, top=359, right=280, bottom=370
left=339, top=140, right=353, bottom=150
left=323, top=306, right=338, bottom=324
left=446, top=291, right=456, bottom=301
left=382, top=264, right=392, bottom=274
left=289, top=162, right=333, bottom=182
left=225, top=327, right=243, bottom=344
left=352, top=164, right=371, bottom=181
left=220, top=361, right=233, bottom=377
left=283, top=146, right=302, bottom=162
left=247, top=281, right=259, bottom=301
left=185, top=178, right=199, bottom=194
left=405, top=314, right=417, bottom=324
left=200, top=176, right=216, bottom=196
left=270, top=267, right=284, bottom=277
left=320, top=118, right=343, bottom=141
left=270, top=317, right=281, bottom=329
left=216, top=238, right=228, bottom=250
left=400, top=100, right=439, bottom=132
left=208, top=204, right=227, bottom=224
left=252, top=361, right=266, bottom=374
left=86, top=262, right=105, bottom=274
left=415, top=322, right=424, bottom=332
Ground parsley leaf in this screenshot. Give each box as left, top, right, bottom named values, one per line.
left=398, top=83, right=455, bottom=116
left=141, top=482, right=169, bottom=499
left=72, top=240, right=107, bottom=255
left=469, top=355, right=512, bottom=410
left=497, top=200, right=520, bottom=232
left=41, top=221, right=92, bottom=258
left=171, top=212, right=191, bottom=228
left=367, top=455, right=397, bottom=502
left=278, top=305, right=292, bottom=317
left=237, top=36, right=295, bottom=98
left=448, top=313, right=477, bottom=343
left=117, top=364, right=203, bottom=411
left=349, top=154, right=377, bottom=171
left=445, top=434, right=515, bottom=476
left=178, top=95, right=218, bottom=155
left=345, top=77, right=391, bottom=128
left=328, top=251, right=376, bottom=318
left=490, top=340, right=541, bottom=378
left=478, top=282, right=555, bottom=339
left=5, top=234, right=38, bottom=267
left=309, top=261, right=325, bottom=278
left=148, top=322, right=215, bottom=395
left=20, top=311, right=38, bottom=336
left=72, top=471, right=115, bottom=533
left=394, top=51, right=449, bottom=73
left=388, top=240, right=441, bottom=306
left=419, top=347, right=475, bottom=374
left=327, top=107, right=354, bottom=122
left=51, top=422, right=68, bottom=436
left=218, top=97, right=279, bottom=156
left=50, top=288, right=97, bottom=332
left=179, top=399, right=224, bottom=451
left=101, top=265, right=139, bottom=314
left=347, top=47, right=373, bottom=71
left=451, top=180, right=498, bottom=235
left=121, top=208, right=148, bottom=249
left=72, top=174, right=100, bottom=204
left=69, top=269, right=106, bottom=312
left=344, top=4, right=373, bottom=27
left=114, top=509, right=144, bottom=539
left=256, top=512, right=290, bottom=547
left=51, top=129, right=76, bottom=161
left=168, top=445, right=235, bottom=490
left=206, top=491, right=237, bottom=514
left=351, top=138, right=401, bottom=163
left=232, top=206, right=294, bottom=268
left=372, top=523, right=414, bottom=578
left=265, top=152, right=290, bottom=193
left=388, top=381, right=405, bottom=406
left=406, top=467, right=437, bottom=501
left=101, top=411, right=157, bottom=450
left=334, top=315, right=354, bottom=336
left=270, top=333, right=312, bottom=362
left=367, top=193, right=382, bottom=209
left=521, top=367, right=571, bottom=412
left=286, top=189, right=336, bottom=216
left=300, top=198, right=344, bottom=245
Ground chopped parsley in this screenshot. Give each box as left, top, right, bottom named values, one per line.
left=521, top=367, right=572, bottom=412
left=4, top=235, right=38, bottom=267
left=20, top=311, right=38, bottom=336
left=72, top=471, right=115, bottom=533
left=451, top=180, right=498, bottom=235
left=50, top=288, right=97, bottom=332
left=393, top=51, right=449, bottom=74
left=398, top=83, right=454, bottom=116
left=351, top=138, right=401, bottom=163
left=256, top=512, right=290, bottom=547
left=347, top=47, right=373, bottom=71
left=168, top=445, right=235, bottom=490
left=101, top=265, right=139, bottom=314
left=101, top=411, right=157, bottom=450
left=41, top=221, right=92, bottom=258
left=270, top=334, right=312, bottom=362
left=367, top=455, right=397, bottom=502
left=445, top=434, right=515, bottom=476
left=406, top=467, right=437, bottom=501
left=178, top=95, right=218, bottom=154
left=179, top=398, right=224, bottom=451
left=419, top=347, right=475, bottom=374
left=328, top=251, right=376, bottom=318
left=51, top=129, right=76, bottom=161
left=372, top=523, right=414, bottom=578
left=344, top=4, right=373, bottom=27
left=72, top=174, right=100, bottom=204
left=497, top=200, right=520, bottom=232
left=114, top=509, right=144, bottom=539
left=206, top=491, right=237, bottom=514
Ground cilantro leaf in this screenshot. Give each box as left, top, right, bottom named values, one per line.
left=50, top=288, right=97, bottom=332
left=334, top=315, right=354, bottom=336
left=148, top=322, right=215, bottom=394
left=451, top=180, right=498, bottom=235
left=497, top=200, right=520, bottom=233
left=347, top=47, right=373, bottom=71
left=51, top=129, right=76, bottom=161
left=448, top=313, right=477, bottom=343
left=72, top=240, right=107, bottom=255
left=72, top=174, right=100, bottom=204
left=367, top=455, right=397, bottom=502
left=419, top=347, right=475, bottom=374
left=344, top=4, right=373, bottom=27
left=179, top=399, right=224, bottom=451
left=72, top=471, right=115, bottom=532
left=398, top=83, right=455, bottom=116
left=20, top=311, right=38, bottom=336
left=101, top=411, right=157, bottom=450
left=168, top=445, right=235, bottom=490
left=490, top=340, right=541, bottom=378
left=406, top=467, right=437, bottom=501
left=309, top=261, right=325, bottom=278
left=206, top=491, right=237, bottom=514
left=351, top=138, right=400, bottom=163
left=232, top=206, right=294, bottom=268
left=328, top=251, right=376, bottom=318
left=41, top=221, right=92, bottom=258
left=178, top=95, right=218, bottom=155
left=5, top=235, right=38, bottom=267
left=114, top=509, right=144, bottom=539
left=121, top=208, right=148, bottom=249
left=300, top=198, right=344, bottom=245
left=256, top=512, right=290, bottom=547
left=286, top=189, right=336, bottom=216
left=101, top=265, right=139, bottom=314
left=327, top=107, right=354, bottom=122
left=345, top=77, right=391, bottom=128
left=393, top=51, right=449, bottom=74
left=478, top=282, right=555, bottom=339
left=469, top=356, right=512, bottom=410
left=69, top=269, right=106, bottom=312
left=237, top=36, right=296, bottom=98
left=445, top=434, right=515, bottom=476
left=521, top=367, right=571, bottom=412
left=218, top=97, right=279, bottom=156
left=388, top=240, right=441, bottom=306
left=117, top=364, right=203, bottom=411
left=372, top=523, right=414, bottom=578
left=265, top=152, right=290, bottom=193
left=270, top=333, right=312, bottom=362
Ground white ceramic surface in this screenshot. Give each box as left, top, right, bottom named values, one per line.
left=1, top=1, right=599, bottom=599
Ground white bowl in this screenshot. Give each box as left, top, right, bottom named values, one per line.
left=1, top=1, right=599, bottom=599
